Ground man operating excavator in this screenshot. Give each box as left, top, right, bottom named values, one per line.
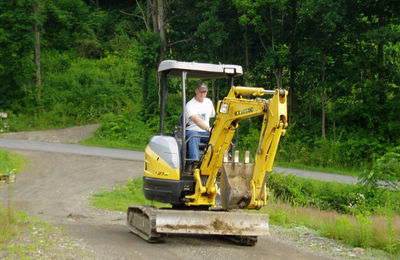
left=185, top=82, right=215, bottom=167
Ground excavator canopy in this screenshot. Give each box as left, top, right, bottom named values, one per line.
left=157, top=60, right=243, bottom=79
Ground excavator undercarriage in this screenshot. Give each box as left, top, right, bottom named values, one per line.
left=127, top=204, right=267, bottom=246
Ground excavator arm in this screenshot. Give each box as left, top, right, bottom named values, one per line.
left=185, top=86, right=288, bottom=210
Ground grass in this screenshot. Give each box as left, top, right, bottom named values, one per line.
left=260, top=204, right=395, bottom=259
left=89, top=177, right=400, bottom=258
left=0, top=149, right=27, bottom=176
left=226, top=147, right=362, bottom=177
left=0, top=149, right=29, bottom=245
left=0, top=206, right=23, bottom=244
left=0, top=113, right=98, bottom=133
left=80, top=136, right=147, bottom=151
left=261, top=203, right=400, bottom=249
left=274, top=161, right=361, bottom=177
left=89, top=177, right=169, bottom=211
left=0, top=204, right=91, bottom=259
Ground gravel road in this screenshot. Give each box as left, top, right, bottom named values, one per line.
left=0, top=125, right=384, bottom=259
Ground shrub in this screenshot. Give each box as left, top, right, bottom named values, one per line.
left=267, top=171, right=400, bottom=215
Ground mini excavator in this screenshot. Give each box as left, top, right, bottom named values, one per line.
left=127, top=60, right=288, bottom=245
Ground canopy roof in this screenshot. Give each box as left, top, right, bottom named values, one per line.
left=157, top=60, right=243, bottom=79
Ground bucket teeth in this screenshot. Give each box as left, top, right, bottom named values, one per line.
left=234, top=150, right=239, bottom=163
left=223, top=150, right=250, bottom=164
left=223, top=150, right=229, bottom=163
left=244, top=151, right=250, bottom=164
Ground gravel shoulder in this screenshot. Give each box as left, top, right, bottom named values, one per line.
left=0, top=125, right=389, bottom=259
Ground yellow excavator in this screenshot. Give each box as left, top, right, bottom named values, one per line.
left=127, top=60, right=288, bottom=245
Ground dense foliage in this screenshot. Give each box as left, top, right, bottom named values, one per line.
left=268, top=171, right=400, bottom=215
left=1, top=0, right=400, bottom=171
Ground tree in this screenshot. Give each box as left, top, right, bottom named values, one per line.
left=0, top=0, right=42, bottom=111
left=121, top=0, right=182, bottom=65
left=233, top=0, right=300, bottom=89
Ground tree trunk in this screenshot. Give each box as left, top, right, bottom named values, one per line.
left=34, top=3, right=40, bottom=90
left=212, top=79, right=215, bottom=107
left=378, top=16, right=385, bottom=81
left=217, top=84, right=220, bottom=103
left=274, top=68, right=283, bottom=89
left=321, top=48, right=327, bottom=138
left=34, top=3, right=42, bottom=114
left=333, top=109, right=336, bottom=141
left=147, top=0, right=151, bottom=30
left=309, top=84, right=312, bottom=123
left=158, top=0, right=165, bottom=41
left=289, top=68, right=294, bottom=125
left=321, top=87, right=325, bottom=138
left=245, top=23, right=253, bottom=129
left=245, top=24, right=250, bottom=87
left=152, top=0, right=158, bottom=34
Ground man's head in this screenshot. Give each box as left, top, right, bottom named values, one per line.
left=195, top=82, right=208, bottom=102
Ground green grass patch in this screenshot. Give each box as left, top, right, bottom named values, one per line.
left=89, top=177, right=169, bottom=211
left=259, top=202, right=398, bottom=258
left=0, top=113, right=99, bottom=133
left=0, top=149, right=28, bottom=244
left=0, top=206, right=25, bottom=244
left=80, top=137, right=147, bottom=151
left=274, top=161, right=360, bottom=177
left=0, top=149, right=27, bottom=176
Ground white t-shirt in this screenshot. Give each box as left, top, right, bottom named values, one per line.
left=185, top=97, right=216, bottom=132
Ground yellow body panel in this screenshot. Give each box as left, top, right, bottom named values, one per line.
left=144, top=145, right=180, bottom=181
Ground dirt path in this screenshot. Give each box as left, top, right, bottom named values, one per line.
left=0, top=126, right=378, bottom=259
left=0, top=124, right=100, bottom=144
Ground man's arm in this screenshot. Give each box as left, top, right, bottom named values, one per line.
left=189, top=115, right=211, bottom=132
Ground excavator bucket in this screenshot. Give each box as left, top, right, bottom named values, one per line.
left=156, top=209, right=269, bottom=236
left=220, top=158, right=254, bottom=210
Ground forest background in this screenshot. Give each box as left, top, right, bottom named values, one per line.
left=1, top=0, right=400, bottom=175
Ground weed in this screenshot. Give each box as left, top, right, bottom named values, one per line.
left=359, top=146, right=400, bottom=189
left=356, top=211, right=374, bottom=248
left=89, top=177, right=169, bottom=211
left=0, top=149, right=27, bottom=174
left=385, top=191, right=399, bottom=254
left=335, top=216, right=354, bottom=244
left=9, top=244, right=15, bottom=258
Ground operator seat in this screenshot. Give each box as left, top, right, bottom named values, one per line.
left=178, top=114, right=208, bottom=157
